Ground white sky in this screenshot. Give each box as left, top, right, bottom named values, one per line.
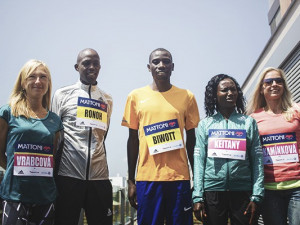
left=0, top=0, right=270, bottom=177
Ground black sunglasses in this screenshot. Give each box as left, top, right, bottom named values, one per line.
left=263, top=78, right=283, bottom=85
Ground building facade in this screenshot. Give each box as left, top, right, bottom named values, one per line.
left=242, top=0, right=300, bottom=103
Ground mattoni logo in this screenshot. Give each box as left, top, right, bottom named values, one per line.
left=100, top=104, right=107, bottom=110
left=285, top=134, right=293, bottom=140
left=235, top=131, right=244, bottom=137
left=168, top=121, right=176, bottom=127
left=43, top=146, right=51, bottom=151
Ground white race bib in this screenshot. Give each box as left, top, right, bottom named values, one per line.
left=261, top=132, right=299, bottom=165
left=76, top=97, right=108, bottom=130
left=144, top=119, right=184, bottom=155
left=208, top=129, right=247, bottom=160
left=14, top=142, right=53, bottom=177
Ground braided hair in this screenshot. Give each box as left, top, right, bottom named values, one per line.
left=204, top=74, right=246, bottom=117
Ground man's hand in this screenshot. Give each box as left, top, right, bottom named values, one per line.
left=128, top=180, right=138, bottom=209
left=193, top=202, right=207, bottom=221
left=244, top=201, right=257, bottom=225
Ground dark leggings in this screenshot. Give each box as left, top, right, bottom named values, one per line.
left=2, top=200, right=54, bottom=225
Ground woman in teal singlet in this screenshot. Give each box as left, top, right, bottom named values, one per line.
left=0, top=60, right=63, bottom=225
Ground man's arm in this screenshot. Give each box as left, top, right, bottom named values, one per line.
left=104, top=98, right=113, bottom=141
left=127, top=128, right=139, bottom=209
left=0, top=118, right=8, bottom=169
left=186, top=128, right=196, bottom=172
left=53, top=130, right=64, bottom=172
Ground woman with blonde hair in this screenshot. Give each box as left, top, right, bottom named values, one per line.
left=0, top=59, right=63, bottom=225
left=248, top=67, right=300, bottom=225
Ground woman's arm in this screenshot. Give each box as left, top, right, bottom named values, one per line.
left=244, top=119, right=264, bottom=224
left=0, top=118, right=8, bottom=169
left=249, top=119, right=264, bottom=203
left=193, top=121, right=207, bottom=221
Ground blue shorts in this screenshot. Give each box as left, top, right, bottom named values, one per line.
left=136, top=180, right=193, bottom=225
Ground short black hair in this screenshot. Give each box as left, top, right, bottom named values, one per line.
left=204, top=74, right=246, bottom=117
left=77, top=48, right=99, bottom=64
left=149, top=48, right=173, bottom=63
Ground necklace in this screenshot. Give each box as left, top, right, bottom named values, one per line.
left=29, top=108, right=47, bottom=119
left=264, top=107, right=282, bottom=115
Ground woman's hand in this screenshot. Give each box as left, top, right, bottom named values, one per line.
left=193, top=202, right=207, bottom=221
left=244, top=201, right=257, bottom=225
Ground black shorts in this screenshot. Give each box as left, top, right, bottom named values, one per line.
left=2, top=200, right=54, bottom=225
left=203, top=191, right=259, bottom=225
left=54, top=175, right=112, bottom=225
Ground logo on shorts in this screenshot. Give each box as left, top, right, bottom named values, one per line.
left=184, top=206, right=191, bottom=211
left=107, top=208, right=112, bottom=216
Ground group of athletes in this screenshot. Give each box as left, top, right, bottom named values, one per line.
left=0, top=48, right=299, bottom=225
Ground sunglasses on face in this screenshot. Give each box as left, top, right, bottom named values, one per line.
left=263, top=78, right=284, bottom=85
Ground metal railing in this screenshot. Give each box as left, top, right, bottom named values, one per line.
left=113, top=188, right=137, bottom=225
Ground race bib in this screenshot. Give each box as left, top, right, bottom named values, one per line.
left=261, top=132, right=299, bottom=165
left=144, top=119, right=184, bottom=155
left=208, top=129, right=247, bottom=160
left=14, top=142, right=53, bottom=177
left=76, top=97, right=108, bottom=130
